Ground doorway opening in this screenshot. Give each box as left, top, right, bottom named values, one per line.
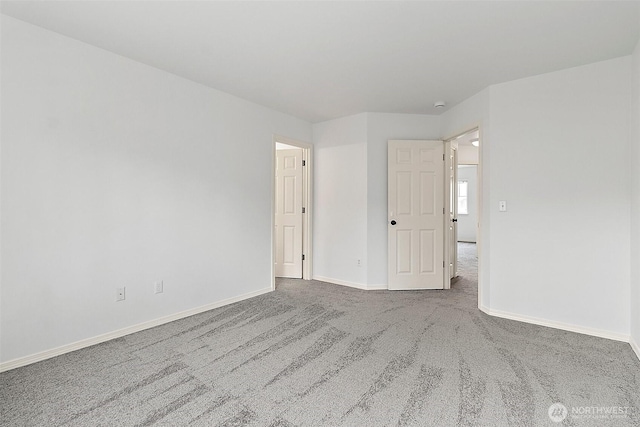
left=272, top=135, right=313, bottom=290
left=445, top=128, right=480, bottom=294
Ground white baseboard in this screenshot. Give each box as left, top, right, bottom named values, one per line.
left=630, top=336, right=640, bottom=362
left=0, top=287, right=273, bottom=373
left=366, top=284, right=389, bottom=291
left=479, top=305, right=630, bottom=343
left=313, top=276, right=387, bottom=291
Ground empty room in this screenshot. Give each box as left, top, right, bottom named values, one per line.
left=1, top=1, right=640, bottom=426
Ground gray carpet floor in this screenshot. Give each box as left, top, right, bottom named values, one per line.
left=1, top=243, right=639, bottom=426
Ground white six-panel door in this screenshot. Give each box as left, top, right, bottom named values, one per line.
left=275, top=149, right=303, bottom=278
left=388, top=140, right=445, bottom=290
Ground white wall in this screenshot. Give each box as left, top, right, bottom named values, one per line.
left=458, top=145, right=479, bottom=165
left=488, top=57, right=631, bottom=337
left=457, top=165, right=478, bottom=243
left=365, top=113, right=440, bottom=286
left=0, top=16, right=311, bottom=364
left=443, top=57, right=633, bottom=339
left=312, top=114, right=368, bottom=286
left=630, top=35, right=640, bottom=353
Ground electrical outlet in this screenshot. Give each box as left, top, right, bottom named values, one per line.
left=154, top=281, right=163, bottom=294
left=357, top=259, right=361, bottom=267
left=116, top=287, right=125, bottom=302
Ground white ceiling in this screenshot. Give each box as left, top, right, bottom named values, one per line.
left=2, top=1, right=638, bottom=123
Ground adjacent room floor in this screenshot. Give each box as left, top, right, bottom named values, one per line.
left=1, top=243, right=639, bottom=426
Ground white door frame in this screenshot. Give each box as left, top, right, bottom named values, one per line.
left=271, top=135, right=313, bottom=289
left=443, top=126, right=482, bottom=303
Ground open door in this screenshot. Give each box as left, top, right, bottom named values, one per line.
left=272, top=135, right=313, bottom=288
left=388, top=140, right=445, bottom=290
left=275, top=148, right=303, bottom=278
left=445, top=140, right=459, bottom=287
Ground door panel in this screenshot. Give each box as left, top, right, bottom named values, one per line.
left=420, top=230, right=435, bottom=273
left=388, top=140, right=444, bottom=290
left=284, top=176, right=296, bottom=214
left=420, top=172, right=435, bottom=214
left=283, top=226, right=295, bottom=263
left=396, top=172, right=412, bottom=214
left=396, top=230, right=412, bottom=274
left=275, top=149, right=303, bottom=278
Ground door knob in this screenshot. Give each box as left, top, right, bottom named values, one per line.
left=390, top=220, right=397, bottom=225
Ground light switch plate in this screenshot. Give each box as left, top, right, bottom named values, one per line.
left=499, top=201, right=507, bottom=212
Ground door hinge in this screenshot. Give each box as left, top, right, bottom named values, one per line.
left=302, top=160, right=306, bottom=166
left=443, top=153, right=445, bottom=161
left=302, top=254, right=305, bottom=261
left=443, top=261, right=445, bottom=268
left=443, top=207, right=445, bottom=214
left=302, top=207, right=306, bottom=213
